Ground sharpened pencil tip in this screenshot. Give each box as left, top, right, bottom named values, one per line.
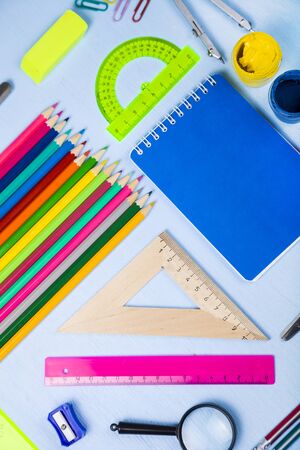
left=81, top=140, right=87, bottom=146
left=79, top=128, right=86, bottom=134
left=57, top=110, right=63, bottom=117
left=84, top=150, right=91, bottom=156
left=137, top=175, right=144, bottom=181
left=102, top=145, right=109, bottom=150
left=91, top=148, right=106, bottom=160
left=65, top=129, right=72, bottom=136
left=52, top=102, right=59, bottom=108
left=65, top=116, right=70, bottom=121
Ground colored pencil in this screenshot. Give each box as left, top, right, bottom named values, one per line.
left=273, top=423, right=300, bottom=450
left=0, top=157, right=107, bottom=292
left=0, top=201, right=153, bottom=358
left=0, top=156, right=106, bottom=296
left=253, top=405, right=300, bottom=450
left=0, top=161, right=118, bottom=282
left=0, top=149, right=103, bottom=257
left=0, top=122, right=71, bottom=205
left=0, top=114, right=62, bottom=194
left=0, top=150, right=88, bottom=247
left=0, top=175, right=141, bottom=312
left=0, top=191, right=142, bottom=331
left=0, top=103, right=57, bottom=178
left=0, top=131, right=84, bottom=217
left=0, top=148, right=84, bottom=233
left=0, top=160, right=114, bottom=300
left=0, top=170, right=123, bottom=312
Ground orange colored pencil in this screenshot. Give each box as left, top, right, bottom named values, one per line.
left=0, top=150, right=88, bottom=245
left=0, top=148, right=77, bottom=232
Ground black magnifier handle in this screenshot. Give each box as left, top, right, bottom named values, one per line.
left=111, top=422, right=177, bottom=436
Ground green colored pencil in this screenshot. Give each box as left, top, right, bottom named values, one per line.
left=0, top=161, right=117, bottom=282
left=274, top=423, right=300, bottom=450
left=0, top=201, right=143, bottom=348
left=0, top=172, right=124, bottom=307
left=0, top=124, right=70, bottom=205
left=0, top=149, right=105, bottom=259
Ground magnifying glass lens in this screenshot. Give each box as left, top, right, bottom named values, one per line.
left=180, top=406, right=234, bottom=450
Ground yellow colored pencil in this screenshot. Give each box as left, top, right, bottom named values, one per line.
left=0, top=203, right=154, bottom=361
left=0, top=161, right=118, bottom=282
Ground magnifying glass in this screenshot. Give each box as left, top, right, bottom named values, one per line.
left=111, top=403, right=236, bottom=450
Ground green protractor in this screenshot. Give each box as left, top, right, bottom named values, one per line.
left=95, top=37, right=200, bottom=141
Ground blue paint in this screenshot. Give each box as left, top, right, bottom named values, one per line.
left=269, top=70, right=300, bottom=123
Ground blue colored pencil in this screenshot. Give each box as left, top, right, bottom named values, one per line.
left=0, top=131, right=85, bottom=219
left=0, top=120, right=69, bottom=206
left=0, top=113, right=61, bottom=192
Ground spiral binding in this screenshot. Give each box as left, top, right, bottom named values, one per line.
left=134, top=76, right=217, bottom=156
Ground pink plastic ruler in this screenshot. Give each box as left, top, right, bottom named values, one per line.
left=45, top=355, right=275, bottom=386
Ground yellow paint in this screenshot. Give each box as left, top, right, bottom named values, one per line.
left=232, top=32, right=282, bottom=87
left=0, top=210, right=147, bottom=361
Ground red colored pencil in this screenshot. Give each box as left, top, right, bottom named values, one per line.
left=0, top=147, right=78, bottom=232
left=0, top=146, right=89, bottom=247
left=0, top=154, right=110, bottom=296
left=0, top=103, right=58, bottom=178
left=253, top=404, right=300, bottom=449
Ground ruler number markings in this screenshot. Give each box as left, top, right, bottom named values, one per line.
left=159, top=235, right=260, bottom=339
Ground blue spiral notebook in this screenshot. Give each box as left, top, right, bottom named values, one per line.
left=131, top=74, right=300, bottom=280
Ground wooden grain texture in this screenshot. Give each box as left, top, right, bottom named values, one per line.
left=61, top=232, right=267, bottom=339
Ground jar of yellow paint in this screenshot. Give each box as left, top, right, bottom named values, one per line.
left=232, top=31, right=282, bottom=87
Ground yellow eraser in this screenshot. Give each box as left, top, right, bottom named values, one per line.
left=21, top=10, right=87, bottom=84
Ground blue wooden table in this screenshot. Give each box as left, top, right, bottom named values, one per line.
left=0, top=1, right=299, bottom=449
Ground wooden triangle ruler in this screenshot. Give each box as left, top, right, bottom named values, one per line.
left=60, top=231, right=267, bottom=340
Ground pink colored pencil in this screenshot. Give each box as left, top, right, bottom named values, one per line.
left=0, top=103, right=58, bottom=178
left=0, top=157, right=109, bottom=298
left=0, top=177, right=140, bottom=322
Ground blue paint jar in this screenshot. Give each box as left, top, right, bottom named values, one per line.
left=269, top=70, right=300, bottom=123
